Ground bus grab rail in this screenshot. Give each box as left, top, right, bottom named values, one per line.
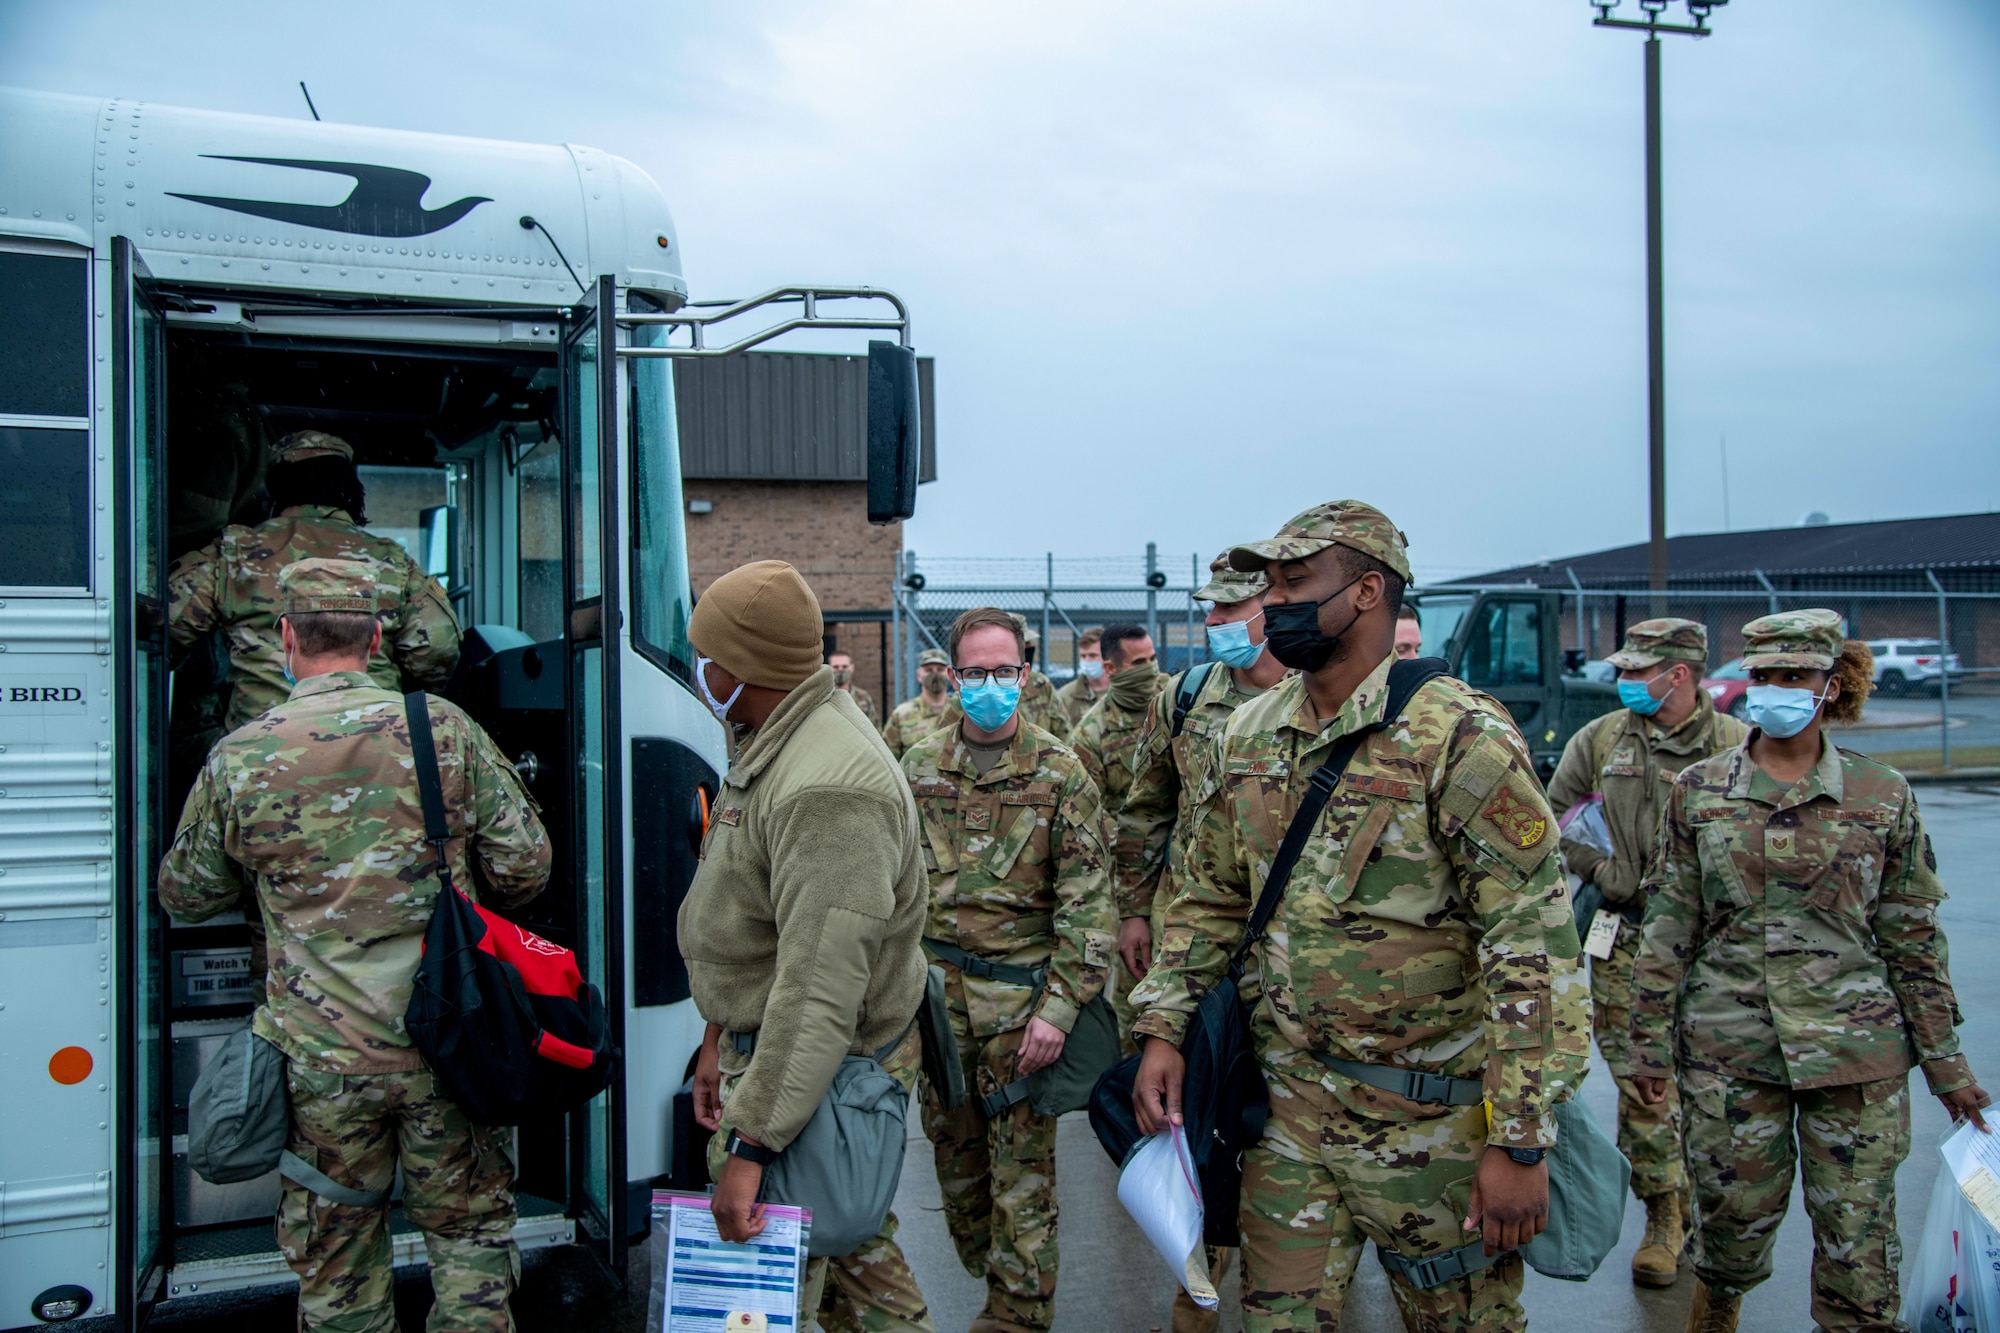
left=615, top=286, right=910, bottom=358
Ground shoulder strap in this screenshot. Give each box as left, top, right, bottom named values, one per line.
left=1171, top=661, right=1220, bottom=739
left=403, top=692, right=456, bottom=898
left=1232, top=658, right=1449, bottom=971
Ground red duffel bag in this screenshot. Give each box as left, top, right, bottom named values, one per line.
left=401, top=692, right=615, bottom=1125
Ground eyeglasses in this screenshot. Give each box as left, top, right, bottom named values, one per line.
left=955, top=665, right=1025, bottom=686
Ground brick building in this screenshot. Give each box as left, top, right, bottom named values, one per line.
left=675, top=351, right=937, bottom=707
left=1450, top=511, right=2000, bottom=666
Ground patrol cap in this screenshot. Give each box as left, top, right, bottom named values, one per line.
left=918, top=648, right=950, bottom=667
left=278, top=558, right=379, bottom=616
left=1007, top=613, right=1041, bottom=648
left=1741, top=608, right=1844, bottom=671
left=1195, top=551, right=1267, bottom=605
left=1607, top=618, right=1708, bottom=670
left=270, top=430, right=354, bottom=466
left=1228, top=500, right=1411, bottom=583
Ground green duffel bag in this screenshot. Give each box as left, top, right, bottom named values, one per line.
left=187, top=1022, right=390, bottom=1206
left=751, top=1029, right=912, bottom=1259
left=188, top=1024, right=290, bottom=1185
left=1521, top=1091, right=1633, bottom=1281
left=981, top=993, right=1122, bottom=1120
left=916, top=964, right=969, bottom=1112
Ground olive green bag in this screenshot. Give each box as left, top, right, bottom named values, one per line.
left=922, top=938, right=1123, bottom=1119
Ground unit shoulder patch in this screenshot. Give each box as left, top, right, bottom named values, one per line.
left=1480, top=785, right=1547, bottom=851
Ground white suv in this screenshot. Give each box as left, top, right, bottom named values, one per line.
left=1865, top=638, right=1964, bottom=696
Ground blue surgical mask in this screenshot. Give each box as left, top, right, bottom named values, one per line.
left=282, top=650, right=297, bottom=688
left=1206, top=617, right=1266, bottom=670
left=1617, top=676, right=1665, bottom=716
left=1744, top=684, right=1826, bottom=739
left=1080, top=658, right=1106, bottom=680
left=960, top=678, right=1021, bottom=732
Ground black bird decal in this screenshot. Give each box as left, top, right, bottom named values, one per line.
left=168, top=155, right=491, bottom=238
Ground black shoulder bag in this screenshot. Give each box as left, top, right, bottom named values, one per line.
left=402, top=693, right=616, bottom=1125
left=1088, top=658, right=1449, bottom=1245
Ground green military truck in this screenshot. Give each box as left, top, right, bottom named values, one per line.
left=1411, top=587, right=1619, bottom=782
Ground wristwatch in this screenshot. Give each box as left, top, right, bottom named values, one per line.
left=1502, top=1146, right=1547, bottom=1166
left=724, top=1130, right=777, bottom=1166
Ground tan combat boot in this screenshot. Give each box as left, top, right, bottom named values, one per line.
left=1683, top=1279, right=1740, bottom=1333
left=1631, top=1192, right=1685, bottom=1288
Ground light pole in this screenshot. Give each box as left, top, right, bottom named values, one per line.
left=1592, top=0, right=1726, bottom=614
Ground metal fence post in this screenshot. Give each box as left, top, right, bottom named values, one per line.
left=891, top=550, right=905, bottom=703
left=1753, top=569, right=1779, bottom=615
left=1145, top=541, right=1159, bottom=647
left=1188, top=551, right=1200, bottom=669
left=1043, top=552, right=1056, bottom=675
left=905, top=549, right=922, bottom=701
left=1927, top=569, right=1951, bottom=771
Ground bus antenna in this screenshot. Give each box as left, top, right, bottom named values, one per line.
left=299, top=81, right=321, bottom=121
left=520, top=216, right=587, bottom=295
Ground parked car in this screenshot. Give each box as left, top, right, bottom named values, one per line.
left=1864, top=638, right=1964, bottom=696
left=1704, top=658, right=1751, bottom=720
left=1575, top=658, right=1617, bottom=684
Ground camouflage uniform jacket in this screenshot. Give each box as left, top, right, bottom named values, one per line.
left=901, top=721, right=1118, bottom=1039
left=1628, top=736, right=1973, bottom=1094
left=841, top=684, right=878, bottom=726
left=881, top=690, right=954, bottom=761
left=1131, top=654, right=1590, bottom=1149
left=157, top=672, right=550, bottom=1073
left=1118, top=662, right=1270, bottom=920
left=1070, top=676, right=1168, bottom=919
left=1018, top=670, right=1073, bottom=743
left=1055, top=674, right=1110, bottom=728
left=168, top=504, right=462, bottom=730
left=1546, top=692, right=1747, bottom=912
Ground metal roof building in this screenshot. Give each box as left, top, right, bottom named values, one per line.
left=1453, top=512, right=2000, bottom=594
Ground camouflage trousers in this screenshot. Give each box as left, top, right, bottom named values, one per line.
left=279, top=1065, right=518, bottom=1333
left=709, top=1029, right=935, bottom=1333
left=919, top=1021, right=1061, bottom=1333
left=1589, top=919, right=1685, bottom=1201
left=1238, top=1063, right=1524, bottom=1333
left=1681, top=1069, right=1911, bottom=1331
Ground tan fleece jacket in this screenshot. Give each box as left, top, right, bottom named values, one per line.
left=677, top=667, right=930, bottom=1150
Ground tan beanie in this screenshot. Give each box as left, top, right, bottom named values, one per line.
left=688, top=560, right=825, bottom=691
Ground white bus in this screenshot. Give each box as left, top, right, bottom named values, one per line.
left=0, top=86, right=921, bottom=1330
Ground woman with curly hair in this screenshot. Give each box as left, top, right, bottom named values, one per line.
left=1626, top=608, right=1991, bottom=1333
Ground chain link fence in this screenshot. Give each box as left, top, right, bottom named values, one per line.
left=888, top=546, right=1218, bottom=702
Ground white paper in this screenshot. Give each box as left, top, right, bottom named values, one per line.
left=1117, top=1127, right=1218, bottom=1309
left=1583, top=909, right=1621, bottom=961
left=1942, top=1119, right=2000, bottom=1235
left=656, top=1192, right=810, bottom=1332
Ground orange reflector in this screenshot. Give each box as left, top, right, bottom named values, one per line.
left=698, top=786, right=712, bottom=841
left=49, top=1046, right=93, bottom=1085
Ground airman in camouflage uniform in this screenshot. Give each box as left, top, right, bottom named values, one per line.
left=1053, top=629, right=1110, bottom=727
left=829, top=650, right=879, bottom=725
left=882, top=649, right=956, bottom=761
left=1630, top=609, right=1989, bottom=1333
left=1070, top=624, right=1169, bottom=1052
left=903, top=609, right=1117, bottom=1332
left=1545, top=617, right=1745, bottom=1287
left=1117, top=557, right=1281, bottom=1333
left=1010, top=617, right=1074, bottom=743
left=1132, top=503, right=1590, bottom=1333
left=158, top=559, right=551, bottom=1333
left=168, top=431, right=462, bottom=732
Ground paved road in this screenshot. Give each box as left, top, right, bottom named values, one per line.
left=159, top=786, right=2000, bottom=1332
left=1838, top=691, right=2000, bottom=756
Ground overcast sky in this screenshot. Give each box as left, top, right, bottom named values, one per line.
left=5, top=1, right=1995, bottom=583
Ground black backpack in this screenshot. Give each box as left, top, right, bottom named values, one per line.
left=1089, top=658, right=1450, bottom=1245
left=401, top=694, right=617, bottom=1125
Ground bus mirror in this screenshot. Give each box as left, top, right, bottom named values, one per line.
left=419, top=505, right=458, bottom=583
left=866, top=341, right=920, bottom=525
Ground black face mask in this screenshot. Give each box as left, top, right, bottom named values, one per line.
left=1263, top=575, right=1363, bottom=672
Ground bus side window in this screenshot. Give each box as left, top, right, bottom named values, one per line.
left=0, top=251, right=90, bottom=590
